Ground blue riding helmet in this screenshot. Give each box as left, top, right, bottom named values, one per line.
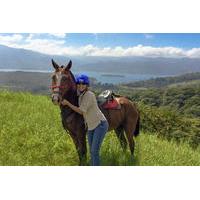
left=75, top=74, right=90, bottom=85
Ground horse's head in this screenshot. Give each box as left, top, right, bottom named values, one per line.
left=51, top=59, right=76, bottom=105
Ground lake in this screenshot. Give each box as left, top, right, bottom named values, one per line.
left=80, top=71, right=168, bottom=84
left=0, top=69, right=168, bottom=84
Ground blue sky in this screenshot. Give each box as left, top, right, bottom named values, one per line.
left=63, top=33, right=200, bottom=49
left=1, top=33, right=200, bottom=57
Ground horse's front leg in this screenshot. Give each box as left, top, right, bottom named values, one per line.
left=70, top=132, right=87, bottom=166
left=77, top=135, right=87, bottom=166
left=78, top=150, right=87, bottom=166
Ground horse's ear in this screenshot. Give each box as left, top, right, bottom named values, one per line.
left=66, top=60, right=72, bottom=70
left=51, top=59, right=60, bottom=70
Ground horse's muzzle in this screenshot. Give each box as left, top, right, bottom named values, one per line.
left=52, top=94, right=61, bottom=105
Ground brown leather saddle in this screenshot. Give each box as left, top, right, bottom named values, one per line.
left=97, top=90, right=121, bottom=110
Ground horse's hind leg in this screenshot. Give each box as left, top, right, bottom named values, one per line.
left=124, top=127, right=135, bottom=156
left=114, top=126, right=127, bottom=151
left=126, top=132, right=135, bottom=156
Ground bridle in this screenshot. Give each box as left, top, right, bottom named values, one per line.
left=51, top=71, right=78, bottom=120
left=51, top=71, right=76, bottom=103
left=50, top=85, right=67, bottom=89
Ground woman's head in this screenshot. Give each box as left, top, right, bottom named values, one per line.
left=76, top=74, right=90, bottom=92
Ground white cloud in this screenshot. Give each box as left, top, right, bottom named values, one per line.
left=48, top=33, right=66, bottom=38
left=186, top=48, right=200, bottom=58
left=1, top=34, right=200, bottom=58
left=0, top=34, right=23, bottom=46
left=61, top=45, right=187, bottom=57
left=22, top=38, right=66, bottom=55
left=0, top=34, right=66, bottom=55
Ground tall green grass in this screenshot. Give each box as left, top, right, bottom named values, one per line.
left=0, top=90, right=199, bottom=166
left=138, top=133, right=200, bottom=166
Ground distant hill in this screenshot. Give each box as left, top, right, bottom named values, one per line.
left=0, top=44, right=75, bottom=71
left=1, top=44, right=200, bottom=75
left=0, top=71, right=52, bottom=94
left=118, top=73, right=200, bottom=118
left=123, top=72, right=200, bottom=88
left=78, top=57, right=200, bottom=75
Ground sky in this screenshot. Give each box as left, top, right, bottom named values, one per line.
left=1, top=33, right=200, bottom=57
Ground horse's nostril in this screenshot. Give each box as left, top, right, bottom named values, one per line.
left=51, top=95, right=61, bottom=105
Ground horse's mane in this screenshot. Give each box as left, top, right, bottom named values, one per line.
left=69, top=70, right=76, bottom=85
left=62, top=70, right=78, bottom=106
left=61, top=69, right=83, bottom=127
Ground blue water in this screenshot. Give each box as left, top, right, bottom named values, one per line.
left=0, top=69, right=167, bottom=84
left=76, top=71, right=167, bottom=84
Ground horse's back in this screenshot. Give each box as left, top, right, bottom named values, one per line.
left=101, top=96, right=139, bottom=130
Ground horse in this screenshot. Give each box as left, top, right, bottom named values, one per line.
left=50, top=59, right=140, bottom=165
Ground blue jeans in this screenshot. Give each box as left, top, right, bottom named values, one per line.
left=87, top=120, right=109, bottom=166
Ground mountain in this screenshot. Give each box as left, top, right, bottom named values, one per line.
left=77, top=57, right=200, bottom=75
left=0, top=45, right=74, bottom=71
left=1, top=44, right=200, bottom=75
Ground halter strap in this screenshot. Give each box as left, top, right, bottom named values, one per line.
left=50, top=85, right=67, bottom=89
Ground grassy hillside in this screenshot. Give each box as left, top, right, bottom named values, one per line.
left=117, top=80, right=200, bottom=118
left=0, top=90, right=199, bottom=166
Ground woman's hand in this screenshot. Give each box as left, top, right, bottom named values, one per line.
left=61, top=99, right=83, bottom=115
left=61, top=99, right=70, bottom=106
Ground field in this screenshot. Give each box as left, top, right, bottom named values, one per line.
left=0, top=90, right=200, bottom=166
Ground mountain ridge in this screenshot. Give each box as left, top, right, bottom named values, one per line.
left=1, top=44, right=200, bottom=75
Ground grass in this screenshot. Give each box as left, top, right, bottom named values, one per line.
left=0, top=90, right=199, bottom=166
left=138, top=133, right=200, bottom=166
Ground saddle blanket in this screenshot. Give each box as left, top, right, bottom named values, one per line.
left=103, top=98, right=121, bottom=110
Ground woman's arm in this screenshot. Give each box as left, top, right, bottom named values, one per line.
left=61, top=99, right=84, bottom=115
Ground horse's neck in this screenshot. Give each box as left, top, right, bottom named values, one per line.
left=63, top=88, right=78, bottom=106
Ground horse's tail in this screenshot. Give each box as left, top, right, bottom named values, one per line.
left=133, top=116, right=140, bottom=137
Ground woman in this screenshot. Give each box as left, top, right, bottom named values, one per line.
left=61, top=74, right=108, bottom=166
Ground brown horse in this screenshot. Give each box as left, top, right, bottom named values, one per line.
left=51, top=59, right=140, bottom=165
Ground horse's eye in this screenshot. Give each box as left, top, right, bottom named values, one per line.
left=62, top=77, right=68, bottom=81
left=52, top=75, right=56, bottom=81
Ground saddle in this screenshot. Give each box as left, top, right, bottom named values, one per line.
left=97, top=90, right=121, bottom=110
